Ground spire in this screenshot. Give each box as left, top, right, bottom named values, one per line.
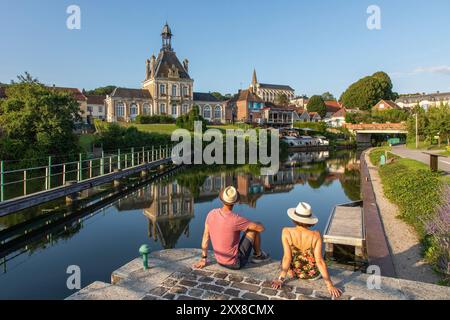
left=161, top=22, right=173, bottom=51
left=252, top=68, right=258, bottom=86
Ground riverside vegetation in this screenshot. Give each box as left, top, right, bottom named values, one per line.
left=370, top=147, right=449, bottom=285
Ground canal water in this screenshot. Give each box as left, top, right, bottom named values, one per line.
left=0, top=150, right=360, bottom=299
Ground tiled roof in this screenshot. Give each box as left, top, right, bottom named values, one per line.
left=332, top=108, right=346, bottom=118
left=110, top=87, right=152, bottom=99
left=233, top=89, right=264, bottom=103
left=193, top=92, right=220, bottom=102
left=50, top=86, right=87, bottom=101
left=154, top=50, right=190, bottom=79
left=396, top=91, right=450, bottom=103
left=324, top=100, right=342, bottom=114
left=375, top=100, right=400, bottom=109
left=86, top=95, right=106, bottom=105
left=259, top=83, right=294, bottom=91
left=345, top=122, right=406, bottom=130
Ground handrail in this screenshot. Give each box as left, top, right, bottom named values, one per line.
left=0, top=144, right=178, bottom=202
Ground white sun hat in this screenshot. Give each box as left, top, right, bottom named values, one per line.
left=287, top=202, right=318, bottom=225
left=220, top=186, right=240, bottom=205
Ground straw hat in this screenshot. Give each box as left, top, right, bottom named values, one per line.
left=219, top=186, right=240, bottom=205
left=287, top=202, right=318, bottom=225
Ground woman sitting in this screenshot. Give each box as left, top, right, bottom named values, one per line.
left=272, top=202, right=342, bottom=298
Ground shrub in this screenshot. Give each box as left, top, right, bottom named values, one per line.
left=294, top=121, right=327, bottom=134
left=135, top=115, right=175, bottom=124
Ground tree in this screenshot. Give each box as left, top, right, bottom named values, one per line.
left=210, top=92, right=226, bottom=101
left=340, top=71, right=397, bottom=110
left=85, top=86, right=116, bottom=96
left=12, top=71, right=39, bottom=84
left=176, top=105, right=207, bottom=131
left=275, top=93, right=290, bottom=106
left=321, top=91, right=336, bottom=101
left=0, top=74, right=81, bottom=162
left=306, top=95, right=327, bottom=117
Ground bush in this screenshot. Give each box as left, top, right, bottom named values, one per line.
left=176, top=106, right=207, bottom=132
left=294, top=121, right=327, bottom=134
left=135, top=115, right=175, bottom=124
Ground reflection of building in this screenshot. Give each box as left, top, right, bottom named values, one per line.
left=143, top=182, right=194, bottom=249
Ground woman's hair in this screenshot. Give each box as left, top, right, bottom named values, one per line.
left=292, top=220, right=315, bottom=228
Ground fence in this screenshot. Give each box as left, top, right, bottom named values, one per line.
left=0, top=145, right=175, bottom=202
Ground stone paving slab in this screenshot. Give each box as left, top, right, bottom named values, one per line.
left=68, top=249, right=450, bottom=300
left=66, top=281, right=146, bottom=300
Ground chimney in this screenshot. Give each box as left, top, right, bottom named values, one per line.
left=183, top=59, right=189, bottom=73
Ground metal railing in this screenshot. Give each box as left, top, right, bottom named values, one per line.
left=0, top=145, right=175, bottom=202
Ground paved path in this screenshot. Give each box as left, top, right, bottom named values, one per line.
left=391, top=145, right=450, bottom=173
left=67, top=249, right=450, bottom=300
left=365, top=152, right=440, bottom=284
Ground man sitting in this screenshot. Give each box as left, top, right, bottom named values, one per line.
left=194, top=186, right=269, bottom=270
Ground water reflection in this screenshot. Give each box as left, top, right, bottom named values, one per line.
left=0, top=150, right=361, bottom=299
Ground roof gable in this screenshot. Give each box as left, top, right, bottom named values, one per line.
left=154, top=50, right=190, bottom=80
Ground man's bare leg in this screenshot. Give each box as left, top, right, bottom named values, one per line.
left=245, top=230, right=261, bottom=256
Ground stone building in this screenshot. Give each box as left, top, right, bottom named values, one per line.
left=249, top=69, right=295, bottom=103
left=105, top=23, right=226, bottom=123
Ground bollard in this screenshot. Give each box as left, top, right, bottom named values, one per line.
left=139, top=244, right=150, bottom=270
left=380, top=155, right=386, bottom=166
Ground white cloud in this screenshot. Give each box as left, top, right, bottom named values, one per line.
left=392, top=65, right=450, bottom=77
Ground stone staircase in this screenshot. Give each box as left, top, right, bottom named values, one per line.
left=67, top=249, right=450, bottom=300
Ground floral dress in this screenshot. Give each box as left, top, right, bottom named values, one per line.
left=290, top=246, right=321, bottom=280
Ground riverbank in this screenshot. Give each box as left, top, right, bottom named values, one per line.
left=365, top=151, right=440, bottom=284
left=67, top=248, right=450, bottom=300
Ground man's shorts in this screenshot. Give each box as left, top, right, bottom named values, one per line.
left=219, top=234, right=254, bottom=270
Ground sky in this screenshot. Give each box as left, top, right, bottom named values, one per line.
left=1, top=0, right=450, bottom=98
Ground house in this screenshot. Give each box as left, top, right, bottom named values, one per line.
left=86, top=95, right=106, bottom=121
left=308, top=112, right=321, bottom=122
left=50, top=86, right=88, bottom=123
left=297, top=109, right=310, bottom=122
left=261, top=105, right=298, bottom=126
left=290, top=96, right=309, bottom=108
left=193, top=92, right=226, bottom=124
left=373, top=99, right=400, bottom=111
left=325, top=108, right=346, bottom=128
left=396, top=91, right=450, bottom=110
left=324, top=101, right=343, bottom=118
left=228, top=89, right=265, bottom=123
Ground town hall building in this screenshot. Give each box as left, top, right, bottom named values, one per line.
left=105, top=23, right=226, bottom=123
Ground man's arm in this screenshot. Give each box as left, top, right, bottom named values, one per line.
left=247, top=221, right=265, bottom=233
left=194, top=222, right=210, bottom=269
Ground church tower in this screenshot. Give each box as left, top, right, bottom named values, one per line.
left=250, top=69, right=259, bottom=94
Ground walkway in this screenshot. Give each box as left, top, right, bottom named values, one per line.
left=365, top=152, right=441, bottom=284
left=391, top=145, right=450, bottom=173
left=67, top=249, right=450, bottom=300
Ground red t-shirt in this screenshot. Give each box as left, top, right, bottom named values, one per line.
left=206, top=208, right=251, bottom=265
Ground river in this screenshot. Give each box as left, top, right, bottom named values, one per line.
left=0, top=150, right=361, bottom=299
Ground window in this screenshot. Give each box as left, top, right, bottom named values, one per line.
left=143, top=103, right=150, bottom=115
left=130, top=103, right=138, bottom=116
left=183, top=86, right=188, bottom=96
left=203, top=105, right=211, bottom=118
left=214, top=105, right=221, bottom=119
left=98, top=106, right=103, bottom=113
left=172, top=201, right=178, bottom=213
left=115, top=102, right=124, bottom=117
left=159, top=84, right=166, bottom=95
left=171, top=104, right=177, bottom=116
left=172, top=85, right=177, bottom=96
left=182, top=104, right=189, bottom=114
left=160, top=103, right=166, bottom=114
left=87, top=106, right=93, bottom=113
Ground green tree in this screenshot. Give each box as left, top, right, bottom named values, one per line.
left=321, top=91, right=336, bottom=101
left=0, top=74, right=81, bottom=162
left=85, top=86, right=116, bottom=96
left=340, top=72, right=397, bottom=110
left=176, top=105, right=207, bottom=132
left=275, top=93, right=290, bottom=106
left=210, top=92, right=226, bottom=101
left=306, top=95, right=327, bottom=117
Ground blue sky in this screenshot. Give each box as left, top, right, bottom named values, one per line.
left=1, top=0, right=450, bottom=97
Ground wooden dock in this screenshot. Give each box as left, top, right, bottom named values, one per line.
left=323, top=201, right=365, bottom=257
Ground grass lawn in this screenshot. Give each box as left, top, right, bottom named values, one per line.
left=119, top=123, right=246, bottom=135
left=78, top=134, right=96, bottom=152
left=406, top=140, right=447, bottom=151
